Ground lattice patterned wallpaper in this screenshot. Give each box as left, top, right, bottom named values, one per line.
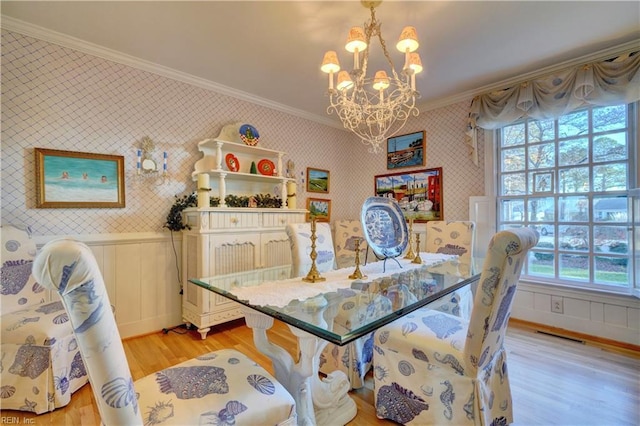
left=1, top=29, right=484, bottom=236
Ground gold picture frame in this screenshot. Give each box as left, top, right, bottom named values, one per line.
left=306, top=198, right=331, bottom=222
left=374, top=167, right=443, bottom=222
left=35, top=148, right=126, bottom=208
left=306, top=167, right=330, bottom=193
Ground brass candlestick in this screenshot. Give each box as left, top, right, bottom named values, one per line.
left=303, top=218, right=326, bottom=282
left=411, top=233, right=422, bottom=264
left=349, top=238, right=367, bottom=280
left=404, top=218, right=415, bottom=259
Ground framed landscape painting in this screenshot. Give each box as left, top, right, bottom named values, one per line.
left=374, top=167, right=443, bottom=222
left=306, top=167, right=330, bottom=193
left=306, top=198, right=331, bottom=222
left=386, top=130, right=426, bottom=170
left=35, top=148, right=125, bottom=208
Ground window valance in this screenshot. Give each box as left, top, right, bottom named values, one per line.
left=464, top=48, right=640, bottom=166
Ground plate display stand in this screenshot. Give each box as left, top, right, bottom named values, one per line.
left=361, top=196, right=409, bottom=272
left=192, top=123, right=295, bottom=207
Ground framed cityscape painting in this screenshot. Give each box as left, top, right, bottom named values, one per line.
left=386, top=130, right=426, bottom=169
left=35, top=148, right=125, bottom=208
left=374, top=167, right=443, bottom=222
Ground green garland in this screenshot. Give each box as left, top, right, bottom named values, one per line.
left=164, top=193, right=197, bottom=232
left=164, top=192, right=282, bottom=231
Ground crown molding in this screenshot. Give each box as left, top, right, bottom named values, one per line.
left=3, top=15, right=638, bottom=124
left=1, top=15, right=343, bottom=130
left=418, top=38, right=640, bottom=112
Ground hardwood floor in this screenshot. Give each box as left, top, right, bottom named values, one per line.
left=2, top=320, right=638, bottom=425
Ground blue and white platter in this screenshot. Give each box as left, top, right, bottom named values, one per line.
left=361, top=196, right=408, bottom=258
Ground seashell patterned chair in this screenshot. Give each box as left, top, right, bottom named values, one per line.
left=32, top=238, right=297, bottom=425
left=373, top=228, right=539, bottom=425
left=423, top=221, right=476, bottom=319
left=286, top=221, right=389, bottom=389
left=0, top=224, right=88, bottom=413
left=333, top=219, right=373, bottom=269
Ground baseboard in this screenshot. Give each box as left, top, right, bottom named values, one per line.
left=509, top=318, right=640, bottom=357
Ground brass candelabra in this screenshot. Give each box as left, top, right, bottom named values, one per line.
left=303, top=218, right=326, bottom=282
left=404, top=218, right=415, bottom=259
left=411, top=233, right=422, bottom=264
left=348, top=238, right=367, bottom=280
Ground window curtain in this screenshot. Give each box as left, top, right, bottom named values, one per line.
left=465, top=49, right=640, bottom=165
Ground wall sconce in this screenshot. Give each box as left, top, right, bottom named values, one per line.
left=134, top=136, right=167, bottom=184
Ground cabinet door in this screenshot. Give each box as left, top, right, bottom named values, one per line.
left=209, top=232, right=261, bottom=275
left=207, top=232, right=261, bottom=313
left=261, top=230, right=292, bottom=268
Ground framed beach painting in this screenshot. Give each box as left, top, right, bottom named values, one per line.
left=35, top=148, right=125, bottom=208
left=306, top=198, right=331, bottom=222
left=306, top=167, right=330, bottom=193
left=374, top=167, right=443, bottom=222
left=386, top=130, right=426, bottom=170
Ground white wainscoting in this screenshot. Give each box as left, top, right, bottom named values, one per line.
left=34, top=232, right=183, bottom=339
left=512, top=281, right=640, bottom=346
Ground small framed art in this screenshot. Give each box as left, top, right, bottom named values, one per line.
left=306, top=167, right=330, bottom=193
left=35, top=148, right=125, bottom=208
left=306, top=198, right=331, bottom=222
left=386, top=130, right=426, bottom=170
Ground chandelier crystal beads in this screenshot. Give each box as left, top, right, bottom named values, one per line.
left=321, top=1, right=423, bottom=153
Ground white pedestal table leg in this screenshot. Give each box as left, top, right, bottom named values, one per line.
left=241, top=299, right=357, bottom=426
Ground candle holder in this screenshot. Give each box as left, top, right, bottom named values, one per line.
left=404, top=218, right=415, bottom=259
left=348, top=238, right=367, bottom=280
left=411, top=233, right=422, bottom=264
left=303, top=218, right=326, bottom=283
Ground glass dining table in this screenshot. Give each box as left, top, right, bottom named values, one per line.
left=189, top=254, right=481, bottom=426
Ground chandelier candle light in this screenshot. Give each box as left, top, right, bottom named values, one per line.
left=321, top=1, right=423, bottom=153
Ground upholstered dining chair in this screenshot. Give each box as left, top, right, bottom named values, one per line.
left=286, top=222, right=384, bottom=389
left=373, top=227, right=539, bottom=425
left=32, top=238, right=297, bottom=425
left=1, top=224, right=88, bottom=413
left=424, top=221, right=476, bottom=319
left=333, top=219, right=372, bottom=269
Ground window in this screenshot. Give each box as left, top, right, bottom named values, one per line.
left=497, top=103, right=637, bottom=292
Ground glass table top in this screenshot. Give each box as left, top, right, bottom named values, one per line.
left=189, top=255, right=482, bottom=346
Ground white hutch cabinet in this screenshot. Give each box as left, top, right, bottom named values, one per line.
left=181, top=124, right=306, bottom=339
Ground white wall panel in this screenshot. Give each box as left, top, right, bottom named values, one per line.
left=564, top=297, right=590, bottom=319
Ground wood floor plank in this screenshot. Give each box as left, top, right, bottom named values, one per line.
left=2, top=320, right=638, bottom=425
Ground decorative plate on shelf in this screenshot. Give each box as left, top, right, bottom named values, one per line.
left=361, top=196, right=409, bottom=259
left=225, top=153, right=240, bottom=172
left=257, top=159, right=276, bottom=176
left=239, top=124, right=260, bottom=146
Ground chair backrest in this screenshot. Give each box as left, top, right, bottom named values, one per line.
left=32, top=239, right=142, bottom=425
left=333, top=219, right=370, bottom=269
left=285, top=222, right=336, bottom=278
left=464, top=228, right=539, bottom=373
left=1, top=224, right=50, bottom=314
left=425, top=221, right=476, bottom=261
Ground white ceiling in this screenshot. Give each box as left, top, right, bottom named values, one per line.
left=2, top=1, right=639, bottom=127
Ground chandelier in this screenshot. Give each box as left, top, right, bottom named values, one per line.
left=321, top=1, right=423, bottom=153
